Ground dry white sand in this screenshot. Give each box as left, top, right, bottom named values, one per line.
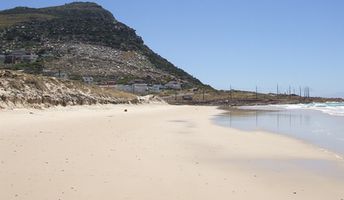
left=0, top=104, right=343, bottom=200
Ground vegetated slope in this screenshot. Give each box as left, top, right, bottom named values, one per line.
left=0, top=70, right=137, bottom=109
left=0, top=2, right=203, bottom=87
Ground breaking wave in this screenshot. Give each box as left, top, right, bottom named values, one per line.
left=242, top=102, right=344, bottom=117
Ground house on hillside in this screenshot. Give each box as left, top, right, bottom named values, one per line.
left=53, top=71, right=69, bottom=80
left=4, top=50, right=38, bottom=64
left=165, top=81, right=182, bottom=90
left=114, top=84, right=149, bottom=94
left=114, top=84, right=134, bottom=93
left=133, top=84, right=148, bottom=94
left=114, top=83, right=165, bottom=94
left=149, top=84, right=164, bottom=93
left=82, top=76, right=94, bottom=84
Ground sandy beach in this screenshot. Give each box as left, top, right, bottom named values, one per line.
left=0, top=104, right=343, bottom=200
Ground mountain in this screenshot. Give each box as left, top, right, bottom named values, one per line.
left=0, top=2, right=203, bottom=87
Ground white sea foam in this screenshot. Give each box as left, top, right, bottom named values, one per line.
left=244, top=102, right=344, bottom=117
left=285, top=102, right=344, bottom=117
left=334, top=154, right=344, bottom=160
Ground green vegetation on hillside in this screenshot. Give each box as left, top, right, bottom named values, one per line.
left=12, top=62, right=44, bottom=74
left=0, top=2, right=204, bottom=87
left=0, top=13, right=55, bottom=29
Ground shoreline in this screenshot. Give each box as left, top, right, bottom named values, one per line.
left=1, top=104, right=343, bottom=199
left=214, top=117, right=344, bottom=161
left=215, top=105, right=344, bottom=159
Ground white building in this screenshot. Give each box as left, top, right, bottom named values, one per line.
left=114, top=84, right=134, bottom=93
left=133, top=84, right=148, bottom=94
left=165, top=81, right=182, bottom=90
left=82, top=76, right=94, bottom=84
left=6, top=50, right=38, bottom=63
left=114, top=84, right=149, bottom=94
left=149, top=84, right=164, bottom=93
left=54, top=72, right=69, bottom=80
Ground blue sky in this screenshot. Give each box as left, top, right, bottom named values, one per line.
left=1, top=0, right=344, bottom=97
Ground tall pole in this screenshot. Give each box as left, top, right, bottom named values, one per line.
left=307, top=87, right=309, bottom=98
left=307, top=86, right=309, bottom=98
left=277, top=84, right=279, bottom=98
left=305, top=87, right=310, bottom=98
left=304, top=87, right=307, bottom=98
left=306, top=87, right=308, bottom=98
left=289, top=85, right=291, bottom=99
left=256, top=86, right=258, bottom=99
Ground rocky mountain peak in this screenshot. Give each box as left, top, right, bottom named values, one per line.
left=0, top=2, right=203, bottom=88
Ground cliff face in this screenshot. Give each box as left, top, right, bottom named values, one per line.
left=0, top=2, right=203, bottom=87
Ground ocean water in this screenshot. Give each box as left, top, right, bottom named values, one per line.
left=215, top=102, right=344, bottom=157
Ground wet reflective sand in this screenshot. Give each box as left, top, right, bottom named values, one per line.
left=215, top=108, right=344, bottom=156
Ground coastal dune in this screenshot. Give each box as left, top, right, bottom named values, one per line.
left=0, top=105, right=343, bottom=200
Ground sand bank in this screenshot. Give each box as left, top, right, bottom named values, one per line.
left=0, top=105, right=343, bottom=200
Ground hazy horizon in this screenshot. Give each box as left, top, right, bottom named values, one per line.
left=1, top=0, right=343, bottom=98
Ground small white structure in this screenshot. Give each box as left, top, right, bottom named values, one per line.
left=115, top=84, right=165, bottom=94
left=6, top=50, right=38, bottom=63
left=82, top=76, right=94, bottom=84
left=54, top=72, right=69, bottom=80
left=115, top=84, right=133, bottom=93
left=165, top=81, right=182, bottom=90
left=133, top=84, right=148, bottom=94
left=149, top=84, right=164, bottom=93
left=114, top=84, right=149, bottom=94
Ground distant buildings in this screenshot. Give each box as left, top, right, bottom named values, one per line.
left=132, top=83, right=149, bottom=94
left=82, top=76, right=94, bottom=84
left=1, top=50, right=38, bottom=64
left=53, top=71, right=69, bottom=80
left=97, top=78, right=183, bottom=94
left=114, top=84, right=149, bottom=94
left=150, top=84, right=164, bottom=93
left=113, top=84, right=134, bottom=93
left=112, top=84, right=166, bottom=94
left=0, top=49, right=186, bottom=95
left=165, top=81, right=182, bottom=90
